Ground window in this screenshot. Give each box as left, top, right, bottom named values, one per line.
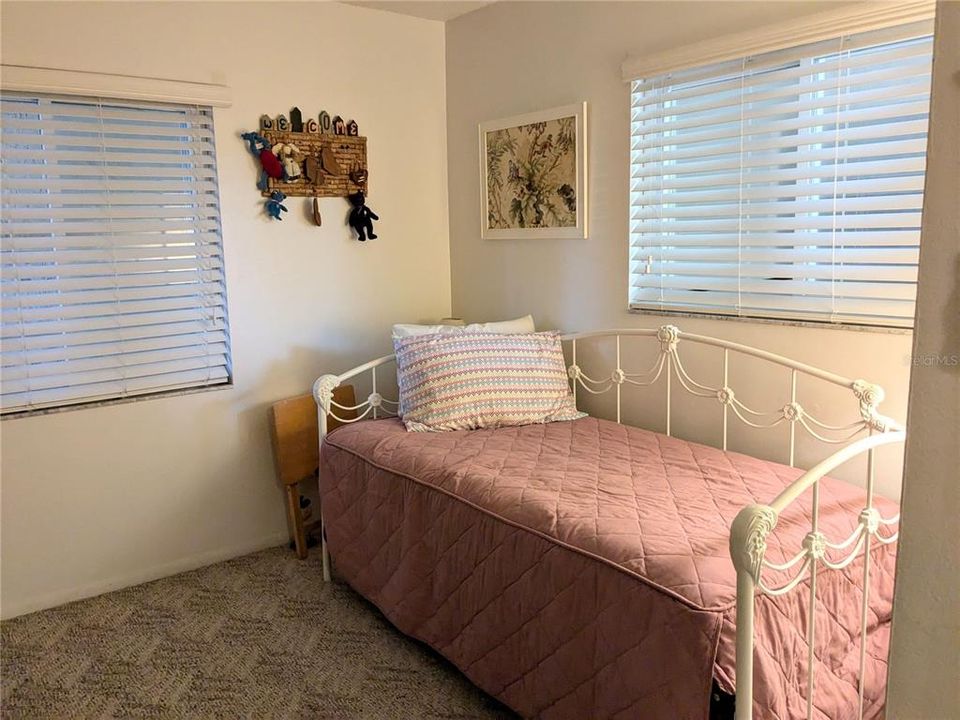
left=1, top=93, right=230, bottom=415
left=629, top=21, right=933, bottom=328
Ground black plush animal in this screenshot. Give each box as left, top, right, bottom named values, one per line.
left=347, top=192, right=379, bottom=241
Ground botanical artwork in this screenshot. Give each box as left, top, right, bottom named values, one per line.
left=485, top=116, right=578, bottom=231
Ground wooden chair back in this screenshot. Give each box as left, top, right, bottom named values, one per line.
left=269, top=384, right=356, bottom=486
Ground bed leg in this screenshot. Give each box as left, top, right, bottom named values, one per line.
left=734, top=569, right=755, bottom=720
left=320, top=512, right=331, bottom=583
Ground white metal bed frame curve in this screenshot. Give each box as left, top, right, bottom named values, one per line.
left=312, top=325, right=904, bottom=720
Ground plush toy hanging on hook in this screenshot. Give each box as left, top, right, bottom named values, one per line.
left=241, top=132, right=284, bottom=191
left=347, top=192, right=378, bottom=241
left=272, top=143, right=304, bottom=180
left=266, top=191, right=287, bottom=221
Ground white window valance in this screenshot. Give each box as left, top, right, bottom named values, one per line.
left=0, top=66, right=231, bottom=107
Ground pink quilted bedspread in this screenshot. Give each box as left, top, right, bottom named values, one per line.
left=319, top=417, right=898, bottom=720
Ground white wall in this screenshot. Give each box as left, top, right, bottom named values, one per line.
left=0, top=1, right=450, bottom=619
left=445, top=1, right=913, bottom=497
left=888, top=1, right=960, bottom=714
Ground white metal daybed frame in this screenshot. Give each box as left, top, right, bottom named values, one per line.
left=312, top=325, right=903, bottom=720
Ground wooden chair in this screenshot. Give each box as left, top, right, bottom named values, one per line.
left=269, top=385, right=356, bottom=558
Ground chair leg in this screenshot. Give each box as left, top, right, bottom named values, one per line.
left=286, top=484, right=307, bottom=559
left=320, top=511, right=331, bottom=582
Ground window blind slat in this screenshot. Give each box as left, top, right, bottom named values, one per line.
left=3, top=268, right=224, bottom=297
left=1, top=92, right=231, bottom=413
left=1, top=115, right=215, bottom=139
left=6, top=231, right=222, bottom=250
left=3, top=280, right=224, bottom=312
left=2, top=318, right=227, bottom=354
left=630, top=230, right=920, bottom=249
left=0, top=97, right=215, bottom=124
left=632, top=212, right=923, bottom=234
left=634, top=260, right=919, bottom=283
left=1, top=147, right=218, bottom=164
left=632, top=193, right=921, bottom=220
left=3, top=196, right=221, bottom=212
left=3, top=219, right=221, bottom=237
left=632, top=246, right=919, bottom=264
left=4, top=243, right=222, bottom=267
left=630, top=140, right=928, bottom=179
left=0, top=366, right=230, bottom=413
left=4, top=256, right=224, bottom=282
left=631, top=288, right=916, bottom=322
left=634, top=175, right=924, bottom=203
left=3, top=206, right=220, bottom=222
left=2, top=178, right=219, bottom=193
left=2, top=352, right=230, bottom=394
left=4, top=292, right=225, bottom=326
left=2, top=163, right=218, bottom=179
left=2, top=329, right=228, bottom=367
left=629, top=24, right=931, bottom=328
left=631, top=119, right=928, bottom=163
left=3, top=305, right=226, bottom=339
left=632, top=274, right=917, bottom=300
left=1, top=138, right=215, bottom=154
left=2, top=341, right=229, bottom=381
left=632, top=101, right=930, bottom=151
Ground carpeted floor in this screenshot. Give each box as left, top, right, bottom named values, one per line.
left=0, top=546, right=518, bottom=719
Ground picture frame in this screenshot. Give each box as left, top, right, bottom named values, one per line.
left=479, top=102, right=588, bottom=240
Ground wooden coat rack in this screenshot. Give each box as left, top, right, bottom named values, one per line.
left=261, top=130, right=368, bottom=198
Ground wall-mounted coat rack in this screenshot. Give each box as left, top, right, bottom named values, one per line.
left=243, top=109, right=376, bottom=237
left=261, top=130, right=367, bottom=198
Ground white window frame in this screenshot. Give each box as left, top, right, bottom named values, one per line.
left=1, top=68, right=232, bottom=416
left=622, top=2, right=935, bottom=331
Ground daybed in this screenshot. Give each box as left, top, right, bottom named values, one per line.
left=313, top=327, right=902, bottom=720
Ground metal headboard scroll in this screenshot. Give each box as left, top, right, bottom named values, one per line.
left=313, top=354, right=400, bottom=435
left=564, top=325, right=902, bottom=467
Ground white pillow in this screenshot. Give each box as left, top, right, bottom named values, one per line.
left=391, top=314, right=535, bottom=339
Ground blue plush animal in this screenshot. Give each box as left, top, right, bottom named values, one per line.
left=242, top=131, right=283, bottom=191
left=266, top=191, right=287, bottom=221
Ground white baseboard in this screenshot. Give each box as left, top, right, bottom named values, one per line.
left=1, top=530, right=289, bottom=620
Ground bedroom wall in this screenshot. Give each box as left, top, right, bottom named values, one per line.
left=887, top=0, right=960, bottom=712
left=445, top=0, right=913, bottom=498
left=0, top=2, right=450, bottom=619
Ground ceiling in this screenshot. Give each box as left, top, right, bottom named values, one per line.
left=344, top=1, right=495, bottom=22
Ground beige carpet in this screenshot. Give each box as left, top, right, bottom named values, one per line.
left=1, top=546, right=517, bottom=719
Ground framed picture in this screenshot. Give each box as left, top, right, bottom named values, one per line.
left=479, top=102, right=587, bottom=239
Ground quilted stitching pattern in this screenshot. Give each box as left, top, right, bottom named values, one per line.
left=320, top=417, right=897, bottom=720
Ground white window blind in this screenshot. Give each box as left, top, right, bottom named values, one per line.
left=1, top=93, right=230, bottom=414
left=629, top=21, right=933, bottom=328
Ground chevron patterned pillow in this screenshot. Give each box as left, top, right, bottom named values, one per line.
left=393, top=331, right=585, bottom=432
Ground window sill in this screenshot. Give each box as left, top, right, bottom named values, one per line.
left=627, top=306, right=913, bottom=335
left=1, top=380, right=234, bottom=421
